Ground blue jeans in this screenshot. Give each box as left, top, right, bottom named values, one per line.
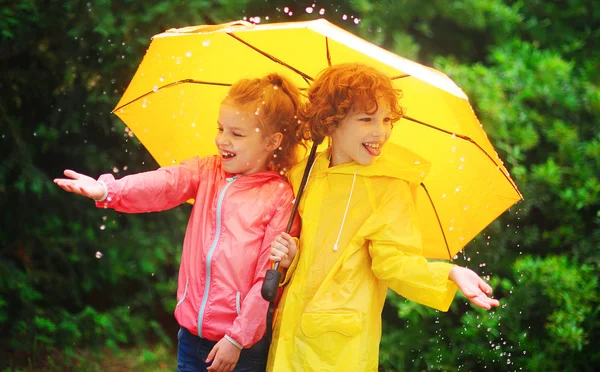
left=177, top=327, right=268, bottom=372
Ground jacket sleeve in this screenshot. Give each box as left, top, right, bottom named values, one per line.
left=225, top=185, right=300, bottom=348
left=365, top=179, right=458, bottom=312
left=95, top=157, right=205, bottom=213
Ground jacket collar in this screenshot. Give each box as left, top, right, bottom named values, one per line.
left=314, top=143, right=431, bottom=184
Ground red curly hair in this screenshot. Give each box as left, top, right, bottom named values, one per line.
left=224, top=73, right=304, bottom=175
left=299, top=63, right=405, bottom=144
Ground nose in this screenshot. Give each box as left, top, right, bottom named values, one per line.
left=215, top=131, right=232, bottom=147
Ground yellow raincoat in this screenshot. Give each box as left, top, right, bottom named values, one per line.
left=267, top=144, right=458, bottom=371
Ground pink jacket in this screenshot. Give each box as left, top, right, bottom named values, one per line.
left=96, top=156, right=299, bottom=348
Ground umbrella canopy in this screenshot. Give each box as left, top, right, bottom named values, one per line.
left=113, top=18, right=522, bottom=260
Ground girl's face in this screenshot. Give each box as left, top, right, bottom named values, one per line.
left=329, top=98, right=393, bottom=166
left=215, top=103, right=281, bottom=175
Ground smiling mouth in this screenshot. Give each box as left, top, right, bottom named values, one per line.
left=221, top=150, right=236, bottom=159
left=362, top=142, right=382, bottom=156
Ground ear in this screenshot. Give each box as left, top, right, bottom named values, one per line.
left=265, top=132, right=283, bottom=151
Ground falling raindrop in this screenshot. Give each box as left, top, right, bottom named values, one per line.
left=185, top=51, right=192, bottom=57
left=441, top=194, right=446, bottom=198
left=100, top=225, right=106, bottom=230
left=112, top=167, right=119, bottom=173
left=152, top=86, right=159, bottom=92
left=95, top=251, right=103, bottom=259
left=305, top=7, right=314, bottom=13
left=202, top=40, right=211, bottom=47
left=342, top=14, right=348, bottom=20
left=319, top=8, right=325, bottom=15
left=354, top=18, right=360, bottom=24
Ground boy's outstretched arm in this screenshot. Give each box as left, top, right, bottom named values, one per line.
left=448, top=266, right=499, bottom=310
left=54, top=170, right=106, bottom=200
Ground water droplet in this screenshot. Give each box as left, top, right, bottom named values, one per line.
left=159, top=76, right=164, bottom=82
left=448, top=226, right=454, bottom=231
left=185, top=51, right=192, bottom=57
left=99, top=224, right=106, bottom=230
left=112, top=167, right=119, bottom=173
left=202, top=40, right=211, bottom=47
left=342, top=14, right=348, bottom=20
left=441, top=194, right=446, bottom=198
left=319, top=8, right=325, bottom=15
left=305, top=7, right=314, bottom=13
left=152, top=86, right=159, bottom=92
left=102, top=216, right=107, bottom=221
left=354, top=18, right=360, bottom=24
left=284, top=6, right=290, bottom=13
left=95, top=251, right=103, bottom=259
left=455, top=186, right=462, bottom=193
left=191, top=122, right=196, bottom=127
left=414, top=161, right=421, bottom=165
left=463, top=205, right=469, bottom=210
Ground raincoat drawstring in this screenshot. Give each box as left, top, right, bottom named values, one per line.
left=333, top=169, right=359, bottom=251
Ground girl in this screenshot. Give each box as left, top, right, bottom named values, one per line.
left=267, top=63, right=499, bottom=371
left=54, top=73, right=302, bottom=372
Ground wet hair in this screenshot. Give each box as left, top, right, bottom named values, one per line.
left=224, top=73, right=304, bottom=175
left=299, top=63, right=405, bottom=144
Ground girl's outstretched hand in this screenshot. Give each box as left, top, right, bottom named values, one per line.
left=54, top=170, right=105, bottom=200
left=449, top=266, right=500, bottom=310
left=269, top=232, right=297, bottom=268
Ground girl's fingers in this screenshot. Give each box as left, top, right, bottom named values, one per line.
left=272, top=241, right=289, bottom=254
left=63, top=169, right=80, bottom=180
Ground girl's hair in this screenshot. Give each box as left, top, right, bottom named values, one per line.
left=299, top=63, right=405, bottom=144
left=224, top=73, right=304, bottom=175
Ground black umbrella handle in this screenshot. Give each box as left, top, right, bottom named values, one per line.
left=260, top=142, right=319, bottom=302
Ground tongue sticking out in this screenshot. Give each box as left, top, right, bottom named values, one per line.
left=363, top=144, right=381, bottom=156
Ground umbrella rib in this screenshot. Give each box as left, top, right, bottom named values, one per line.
left=326, top=37, right=332, bottom=66
left=390, top=74, right=411, bottom=79
left=112, top=79, right=231, bottom=112
left=227, top=33, right=314, bottom=81
left=404, top=115, right=521, bottom=196
left=420, top=182, right=452, bottom=260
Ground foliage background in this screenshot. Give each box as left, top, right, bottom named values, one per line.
left=1, top=0, right=598, bottom=371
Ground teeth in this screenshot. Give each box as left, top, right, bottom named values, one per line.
left=363, top=143, right=380, bottom=148
left=221, top=151, right=235, bottom=158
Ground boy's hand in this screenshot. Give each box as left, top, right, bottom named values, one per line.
left=449, top=266, right=500, bottom=310
left=54, top=170, right=105, bottom=200
left=269, top=232, right=297, bottom=268
left=206, top=337, right=241, bottom=372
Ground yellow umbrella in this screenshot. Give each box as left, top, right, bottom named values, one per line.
left=113, top=18, right=522, bottom=260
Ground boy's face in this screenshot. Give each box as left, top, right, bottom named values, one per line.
left=215, top=102, right=276, bottom=175
left=329, top=98, right=393, bottom=166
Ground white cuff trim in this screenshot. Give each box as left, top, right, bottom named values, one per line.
left=95, top=181, right=108, bottom=202
left=224, top=335, right=243, bottom=350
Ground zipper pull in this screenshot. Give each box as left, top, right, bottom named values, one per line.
left=225, top=175, right=238, bottom=183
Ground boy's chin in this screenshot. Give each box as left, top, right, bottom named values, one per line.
left=354, top=156, right=376, bottom=166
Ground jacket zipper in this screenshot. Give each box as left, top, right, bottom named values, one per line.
left=198, top=176, right=238, bottom=337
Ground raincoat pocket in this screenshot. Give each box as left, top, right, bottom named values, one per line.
left=176, top=277, right=189, bottom=307
left=235, top=292, right=241, bottom=316
left=300, top=311, right=364, bottom=369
